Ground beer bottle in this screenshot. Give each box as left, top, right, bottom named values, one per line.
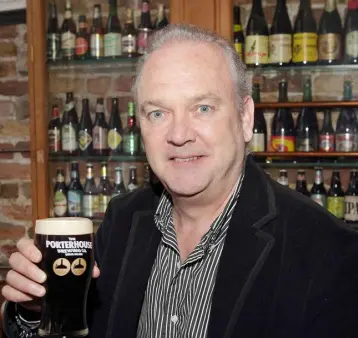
left=83, top=163, right=99, bottom=219
left=319, top=109, right=335, bottom=152
left=292, top=0, right=318, bottom=65
left=61, top=0, right=76, bottom=61
left=47, top=2, right=61, bottom=62
left=78, top=98, right=93, bottom=156
left=98, top=162, right=112, bottom=217
left=271, top=80, right=295, bottom=152
left=318, top=0, right=342, bottom=64
left=48, top=105, right=61, bottom=153
left=122, top=8, right=137, bottom=57
left=344, top=0, right=358, bottom=64
left=327, top=170, right=345, bottom=219
left=105, top=0, right=122, bottom=58
left=336, top=81, right=355, bottom=152
left=245, top=0, right=269, bottom=67
left=137, top=0, right=153, bottom=55
left=295, top=170, right=310, bottom=196
left=233, top=6, right=245, bottom=60
left=251, top=82, right=267, bottom=152
left=112, top=166, right=126, bottom=198
left=75, top=15, right=90, bottom=60
left=53, top=168, right=68, bottom=217
left=143, top=163, right=151, bottom=188
left=61, top=92, right=78, bottom=155
left=154, top=4, right=169, bottom=30
left=269, top=0, right=292, bottom=66
left=310, top=167, right=327, bottom=207
left=90, top=4, right=104, bottom=59
left=296, top=77, right=319, bottom=152
left=108, top=98, right=123, bottom=155
left=123, top=102, right=140, bottom=155
left=128, top=165, right=139, bottom=192
left=344, top=169, right=358, bottom=227
left=93, top=98, right=109, bottom=156
left=67, top=161, right=83, bottom=217
left=139, top=133, right=146, bottom=154
left=277, top=169, right=289, bottom=186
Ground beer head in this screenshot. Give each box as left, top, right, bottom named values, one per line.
left=36, top=217, right=93, bottom=235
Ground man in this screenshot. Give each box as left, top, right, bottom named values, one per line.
left=2, top=24, right=358, bottom=338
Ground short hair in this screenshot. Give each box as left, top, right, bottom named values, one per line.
left=132, top=23, right=251, bottom=111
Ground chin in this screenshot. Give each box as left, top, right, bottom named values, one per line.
left=163, top=177, right=208, bottom=198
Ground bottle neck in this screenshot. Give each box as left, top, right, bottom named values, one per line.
left=278, top=83, right=288, bottom=102
left=101, top=166, right=108, bottom=179
left=314, top=170, right=323, bottom=184
left=343, top=82, right=353, bottom=101
left=303, top=81, right=312, bottom=102
left=65, top=7, right=72, bottom=19
left=86, top=167, right=93, bottom=179
left=56, top=172, right=65, bottom=182
left=252, top=85, right=261, bottom=103
left=277, top=0, right=288, bottom=10
left=349, top=171, right=357, bottom=185
left=324, top=0, right=337, bottom=12
left=71, top=169, right=78, bottom=179
left=127, top=116, right=136, bottom=128
left=109, top=0, right=118, bottom=15
left=111, top=101, right=119, bottom=116
left=141, top=1, right=150, bottom=14
left=115, top=170, right=123, bottom=184
left=252, top=0, right=264, bottom=15
left=299, top=0, right=311, bottom=10
left=129, top=169, right=137, bottom=183
left=323, top=110, right=332, bottom=125
left=157, top=5, right=164, bottom=21
left=52, top=107, right=60, bottom=118
left=96, top=102, right=105, bottom=114
left=331, top=172, right=341, bottom=187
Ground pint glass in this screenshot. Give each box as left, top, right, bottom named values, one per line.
left=35, top=217, right=94, bottom=337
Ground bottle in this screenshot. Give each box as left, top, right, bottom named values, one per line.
left=271, top=80, right=295, bottom=152
left=233, top=6, right=245, bottom=60
left=295, top=170, right=310, bottom=196
left=83, top=163, right=99, bottom=219
left=105, top=0, right=122, bottom=58
left=75, top=15, right=90, bottom=60
left=344, top=169, right=358, bottom=227
left=67, top=161, right=83, bottom=217
left=137, top=0, right=153, bottom=55
left=296, top=77, right=319, bottom=152
left=128, top=165, right=139, bottom=192
left=245, top=0, right=269, bottom=67
left=123, top=101, right=140, bottom=155
left=139, top=133, right=146, bottom=154
left=78, top=98, right=93, bottom=156
left=336, top=81, right=355, bottom=152
left=53, top=168, right=67, bottom=217
left=61, top=0, right=76, bottom=61
left=143, top=163, right=151, bottom=188
left=61, top=92, right=78, bottom=155
left=112, top=167, right=126, bottom=198
left=98, top=162, right=112, bottom=217
left=93, top=98, right=109, bottom=156
left=318, top=0, right=342, bottom=64
left=319, top=109, right=335, bottom=152
left=277, top=169, right=289, bottom=186
left=269, top=0, right=292, bottom=66
left=90, top=4, right=104, bottom=59
left=251, top=83, right=267, bottom=152
left=122, top=8, right=137, bottom=57
left=344, top=0, right=358, bottom=64
left=310, top=167, right=327, bottom=207
left=48, top=105, right=61, bottom=153
left=154, top=4, right=169, bottom=30
left=292, top=0, right=318, bottom=65
left=350, top=106, right=358, bottom=151
left=327, top=170, right=345, bottom=219
left=47, top=2, right=61, bottom=62
left=108, top=98, right=123, bottom=155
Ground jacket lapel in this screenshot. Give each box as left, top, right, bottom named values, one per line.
left=208, top=156, right=277, bottom=338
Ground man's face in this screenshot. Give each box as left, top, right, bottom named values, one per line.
left=138, top=41, right=253, bottom=197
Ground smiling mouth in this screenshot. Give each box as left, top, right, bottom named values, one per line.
left=170, top=156, right=203, bottom=162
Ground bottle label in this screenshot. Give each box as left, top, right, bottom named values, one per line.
left=104, top=32, right=122, bottom=57
left=75, top=37, right=89, bottom=56
left=78, top=130, right=93, bottom=151
left=47, top=33, right=61, bottom=60
left=296, top=138, right=315, bottom=152
left=54, top=191, right=67, bottom=217
left=90, top=34, right=104, bottom=58
left=108, top=129, right=122, bottom=150
left=123, top=134, right=138, bottom=154
left=83, top=194, right=99, bottom=218
left=277, top=176, right=289, bottom=186
left=138, top=29, right=151, bottom=54
left=68, top=191, right=82, bottom=215
left=245, top=35, right=269, bottom=65
left=99, top=194, right=110, bottom=214
left=336, top=133, right=355, bottom=151
left=345, top=31, right=358, bottom=58
left=234, top=42, right=243, bottom=60
left=271, top=136, right=295, bottom=152
left=49, top=128, right=61, bottom=152
left=62, top=124, right=77, bottom=151
left=250, top=133, right=265, bottom=152
left=234, top=24, right=242, bottom=33
left=269, top=34, right=292, bottom=64
left=344, top=195, right=358, bottom=222
left=327, top=196, right=344, bottom=219
left=293, top=33, right=318, bottom=63
left=319, top=134, right=335, bottom=152
left=64, top=101, right=75, bottom=112
left=318, top=33, right=341, bottom=60
left=127, top=183, right=138, bottom=192
left=61, top=32, right=76, bottom=57
left=311, top=194, right=326, bottom=208
left=122, top=35, right=136, bottom=53
left=93, top=126, right=108, bottom=150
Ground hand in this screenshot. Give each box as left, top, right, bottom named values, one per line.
left=1, top=237, right=100, bottom=311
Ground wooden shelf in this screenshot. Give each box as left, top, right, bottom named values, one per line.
left=256, top=101, right=358, bottom=109
left=254, top=152, right=358, bottom=157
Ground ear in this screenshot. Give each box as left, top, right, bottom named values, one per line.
left=241, top=96, right=255, bottom=143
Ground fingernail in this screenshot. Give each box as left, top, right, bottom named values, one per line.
left=38, top=271, right=47, bottom=283
left=34, top=252, right=42, bottom=262
left=36, top=286, right=46, bottom=297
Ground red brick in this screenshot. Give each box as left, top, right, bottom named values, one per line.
left=0, top=223, right=25, bottom=240
left=21, top=182, right=32, bottom=199
left=0, top=62, right=16, bottom=78
left=0, top=25, right=17, bottom=38
left=0, top=163, right=31, bottom=180
left=0, top=81, right=28, bottom=96
left=0, top=42, right=17, bottom=57
left=49, top=77, right=85, bottom=94
left=0, top=153, right=13, bottom=159
left=0, top=244, right=17, bottom=258
left=0, top=183, right=19, bottom=198
left=0, top=120, right=30, bottom=137
left=118, top=97, right=134, bottom=112
left=0, top=204, right=32, bottom=221
left=263, top=73, right=303, bottom=94
left=0, top=101, right=15, bottom=119
left=113, top=75, right=136, bottom=93
left=87, top=76, right=111, bottom=96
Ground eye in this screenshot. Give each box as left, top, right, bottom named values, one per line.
left=198, top=105, right=212, bottom=114
left=148, top=110, right=164, bottom=120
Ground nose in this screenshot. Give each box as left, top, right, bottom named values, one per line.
left=166, top=112, right=196, bottom=146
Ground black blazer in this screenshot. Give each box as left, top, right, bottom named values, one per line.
left=88, top=155, right=358, bottom=338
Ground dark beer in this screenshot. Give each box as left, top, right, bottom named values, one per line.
left=35, top=218, right=94, bottom=337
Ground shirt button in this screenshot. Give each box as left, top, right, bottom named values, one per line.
left=171, top=315, right=179, bottom=324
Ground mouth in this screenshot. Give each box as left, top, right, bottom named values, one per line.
left=170, top=156, right=204, bottom=163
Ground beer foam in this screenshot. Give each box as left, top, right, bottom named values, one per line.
left=36, top=218, right=93, bottom=235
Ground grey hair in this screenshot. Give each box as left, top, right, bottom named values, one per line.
left=132, top=23, right=251, bottom=111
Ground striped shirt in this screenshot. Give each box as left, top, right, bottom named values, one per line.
left=136, top=168, right=245, bottom=338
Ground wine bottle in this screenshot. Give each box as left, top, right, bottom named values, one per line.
left=90, top=4, right=104, bottom=59
left=251, top=83, right=267, bottom=152
left=137, top=0, right=153, bottom=55
left=108, top=98, right=123, bottom=154
left=327, top=170, right=345, bottom=219
left=53, top=168, right=68, bottom=217
left=67, top=161, right=83, bottom=217
left=98, top=162, right=112, bottom=217
left=319, top=109, right=335, bottom=152
left=75, top=15, right=90, bottom=60
left=105, top=0, right=122, bottom=58
left=48, top=105, right=61, bottom=153
left=122, top=8, right=137, bottom=57
left=310, top=167, right=327, bottom=207
left=154, top=4, right=169, bottom=30
left=61, top=0, right=76, bottom=61
left=61, top=92, right=78, bottom=155
left=233, top=6, right=245, bottom=61
left=269, top=0, right=292, bottom=66
left=344, top=0, right=358, bottom=64
left=78, top=98, right=93, bottom=156
left=93, top=98, right=109, bottom=156
left=83, top=163, right=99, bottom=219
left=47, top=2, right=61, bottom=62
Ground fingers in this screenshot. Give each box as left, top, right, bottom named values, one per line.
left=17, top=238, right=42, bottom=263
left=1, top=285, right=35, bottom=303
left=6, top=270, right=46, bottom=298
left=92, top=262, right=100, bottom=278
